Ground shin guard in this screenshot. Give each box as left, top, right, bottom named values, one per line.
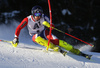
left=59, top=40, right=73, bottom=51
left=70, top=48, right=81, bottom=55
left=59, top=40, right=80, bottom=55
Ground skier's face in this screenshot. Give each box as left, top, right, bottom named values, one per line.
left=34, top=13, right=41, bottom=21
left=34, top=16, right=41, bottom=21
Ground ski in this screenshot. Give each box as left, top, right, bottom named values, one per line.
left=79, top=52, right=92, bottom=60
left=0, top=39, right=92, bottom=60
left=0, top=40, right=18, bottom=47
left=0, top=40, right=12, bottom=43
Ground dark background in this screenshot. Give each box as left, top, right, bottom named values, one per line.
left=0, top=0, right=100, bottom=52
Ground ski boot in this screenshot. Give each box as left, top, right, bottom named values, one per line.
left=79, top=52, right=92, bottom=60
left=59, top=49, right=67, bottom=56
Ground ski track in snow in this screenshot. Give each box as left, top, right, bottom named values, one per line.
left=0, top=42, right=100, bottom=68
left=0, top=21, right=100, bottom=68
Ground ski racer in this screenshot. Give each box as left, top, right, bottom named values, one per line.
left=12, top=5, right=92, bottom=59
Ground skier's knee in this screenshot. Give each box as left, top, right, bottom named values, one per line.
left=32, top=34, right=37, bottom=42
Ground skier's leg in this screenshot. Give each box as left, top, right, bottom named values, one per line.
left=59, top=40, right=92, bottom=59
left=32, top=34, right=38, bottom=42
left=34, top=36, right=59, bottom=51
left=45, top=30, right=59, bottom=45
left=32, top=30, right=59, bottom=51
left=45, top=30, right=81, bottom=55
left=59, top=40, right=81, bottom=55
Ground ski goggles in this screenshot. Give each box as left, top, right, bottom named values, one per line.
left=34, top=13, right=41, bottom=16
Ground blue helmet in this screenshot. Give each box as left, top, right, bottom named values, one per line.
left=31, top=5, right=43, bottom=17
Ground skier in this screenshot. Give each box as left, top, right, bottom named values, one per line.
left=12, top=5, right=92, bottom=59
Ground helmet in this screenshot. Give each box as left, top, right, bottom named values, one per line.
left=31, top=5, right=43, bottom=17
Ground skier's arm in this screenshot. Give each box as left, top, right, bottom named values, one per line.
left=43, top=15, right=55, bottom=29
left=15, top=18, right=28, bottom=38
left=43, top=21, right=54, bottom=29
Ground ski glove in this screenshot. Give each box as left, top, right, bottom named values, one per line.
left=43, top=21, right=55, bottom=30
left=12, top=38, right=19, bottom=44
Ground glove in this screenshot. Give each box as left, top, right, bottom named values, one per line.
left=12, top=37, right=19, bottom=44
left=43, top=21, right=55, bottom=30
left=43, top=21, right=50, bottom=28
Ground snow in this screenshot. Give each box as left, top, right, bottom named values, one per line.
left=92, top=37, right=97, bottom=41
left=0, top=21, right=100, bottom=68
left=62, top=9, right=72, bottom=15
left=91, top=26, right=94, bottom=30
left=1, top=11, right=20, bottom=24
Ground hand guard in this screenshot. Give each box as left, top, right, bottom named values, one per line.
left=43, top=21, right=55, bottom=30
left=43, top=21, right=50, bottom=28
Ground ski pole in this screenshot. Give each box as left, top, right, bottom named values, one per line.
left=0, top=40, right=12, bottom=43
left=53, top=28, right=94, bottom=47
left=0, top=40, right=18, bottom=47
